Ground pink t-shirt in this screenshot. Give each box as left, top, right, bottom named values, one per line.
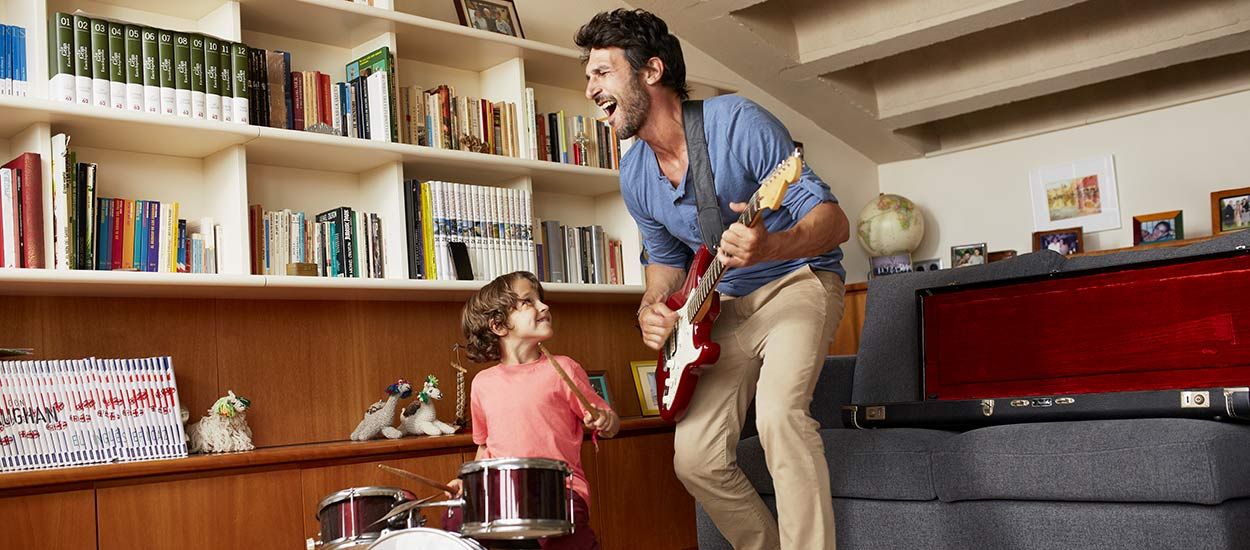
left=470, top=354, right=610, bottom=505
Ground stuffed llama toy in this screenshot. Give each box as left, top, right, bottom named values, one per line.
left=351, top=379, right=412, bottom=441
left=187, top=391, right=254, bottom=453
left=383, top=375, right=458, bottom=438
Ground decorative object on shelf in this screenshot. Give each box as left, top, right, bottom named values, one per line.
left=987, top=250, right=1018, bottom=263
left=951, top=242, right=987, bottom=268
left=630, top=360, right=660, bottom=417
left=383, top=375, right=458, bottom=438
left=188, top=391, right=254, bottom=453
left=454, top=0, right=524, bottom=38
left=587, top=370, right=612, bottom=408
left=1029, top=155, right=1120, bottom=233
left=1210, top=187, right=1250, bottom=235
left=1133, top=210, right=1183, bottom=245
left=458, top=134, right=492, bottom=154
left=1032, top=227, right=1084, bottom=256
left=856, top=193, right=925, bottom=258
left=911, top=258, right=941, bottom=272
left=352, top=379, right=413, bottom=441
left=451, top=344, right=469, bottom=428
left=0, top=347, right=33, bottom=358
left=869, top=253, right=912, bottom=278
left=286, top=262, right=319, bottom=276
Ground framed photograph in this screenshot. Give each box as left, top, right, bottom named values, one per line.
left=911, top=257, right=941, bottom=272
left=950, top=243, right=987, bottom=268
left=1029, top=155, right=1121, bottom=233
left=630, top=360, right=660, bottom=417
left=1210, top=187, right=1250, bottom=235
left=1032, top=227, right=1084, bottom=255
left=987, top=250, right=1018, bottom=263
left=1133, top=210, right=1183, bottom=245
left=793, top=141, right=805, bottom=157
left=869, top=253, right=912, bottom=278
left=454, top=0, right=524, bottom=38
left=586, top=370, right=612, bottom=408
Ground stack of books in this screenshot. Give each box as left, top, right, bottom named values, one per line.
left=0, top=22, right=28, bottom=97
left=403, top=179, right=535, bottom=281
left=0, top=152, right=44, bottom=268
left=248, top=204, right=385, bottom=278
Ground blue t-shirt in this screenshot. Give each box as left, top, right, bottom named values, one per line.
left=620, top=95, right=846, bottom=296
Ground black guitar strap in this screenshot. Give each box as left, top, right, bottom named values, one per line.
left=682, top=100, right=723, bottom=251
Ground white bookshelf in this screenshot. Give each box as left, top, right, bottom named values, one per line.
left=0, top=0, right=733, bottom=299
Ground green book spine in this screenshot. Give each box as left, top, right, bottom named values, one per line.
left=218, top=39, right=233, bottom=122
left=89, top=18, right=109, bottom=108
left=173, top=32, right=190, bottom=117
left=123, top=25, right=143, bottom=111
left=190, top=35, right=206, bottom=119
left=72, top=15, right=91, bottom=105
left=230, top=42, right=249, bottom=124
left=48, top=12, right=75, bottom=103
left=140, top=27, right=159, bottom=114
left=205, top=38, right=221, bottom=121
left=107, top=22, right=125, bottom=109
left=157, top=29, right=174, bottom=115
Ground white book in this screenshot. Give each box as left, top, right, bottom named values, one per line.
left=332, top=84, right=343, bottom=137
left=0, top=168, right=16, bottom=268
left=135, top=359, right=163, bottom=459
left=35, top=361, right=73, bottom=467
left=524, top=87, right=536, bottom=160
left=367, top=71, right=391, bottom=143
left=50, top=134, right=72, bottom=270
left=157, top=203, right=170, bottom=272
left=156, top=357, right=187, bottom=457
left=53, top=361, right=91, bottom=465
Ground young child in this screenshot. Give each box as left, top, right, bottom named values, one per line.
left=446, top=271, right=620, bottom=550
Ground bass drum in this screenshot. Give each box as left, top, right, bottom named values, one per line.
left=368, top=528, right=487, bottom=550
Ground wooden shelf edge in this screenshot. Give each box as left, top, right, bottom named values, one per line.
left=0, top=417, right=672, bottom=492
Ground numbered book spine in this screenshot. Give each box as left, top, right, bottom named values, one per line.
left=72, top=15, right=91, bottom=106
left=230, top=42, right=249, bottom=124
left=157, top=29, right=175, bottom=116
left=107, top=22, right=125, bottom=109
left=173, top=32, right=191, bottom=117
left=140, top=27, right=159, bottom=114
left=89, top=18, right=109, bottom=108
left=190, top=35, right=206, bottom=119
left=123, top=25, right=142, bottom=111
left=218, top=39, right=232, bottom=122
left=205, top=37, right=221, bottom=121
left=48, top=13, right=75, bottom=103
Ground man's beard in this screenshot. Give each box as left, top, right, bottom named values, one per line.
left=614, top=78, right=650, bottom=140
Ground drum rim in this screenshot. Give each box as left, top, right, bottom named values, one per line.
left=316, top=486, right=416, bottom=512
left=461, top=518, right=574, bottom=540
left=370, top=527, right=480, bottom=545
left=458, top=457, right=571, bottom=475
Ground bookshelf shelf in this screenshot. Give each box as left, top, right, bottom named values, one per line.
left=0, top=268, right=645, bottom=302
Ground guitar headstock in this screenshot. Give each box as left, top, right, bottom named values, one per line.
left=756, top=149, right=803, bottom=211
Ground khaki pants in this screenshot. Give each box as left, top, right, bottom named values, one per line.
left=673, top=266, right=844, bottom=550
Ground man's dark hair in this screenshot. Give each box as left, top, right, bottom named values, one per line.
left=575, top=9, right=691, bottom=100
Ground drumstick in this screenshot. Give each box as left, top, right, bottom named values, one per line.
left=378, top=464, right=457, bottom=495
left=538, top=344, right=602, bottom=420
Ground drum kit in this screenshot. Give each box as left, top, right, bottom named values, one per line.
left=311, top=457, right=574, bottom=550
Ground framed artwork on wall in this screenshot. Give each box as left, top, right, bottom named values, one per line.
left=630, top=360, right=659, bottom=417
left=1029, top=155, right=1120, bottom=234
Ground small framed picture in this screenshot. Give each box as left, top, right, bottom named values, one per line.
left=630, top=360, right=660, bottom=417
left=587, top=370, right=612, bottom=408
left=793, top=141, right=805, bottom=157
left=454, top=0, right=524, bottom=38
left=1210, top=187, right=1250, bottom=235
left=950, top=243, right=987, bottom=268
left=987, top=250, right=1018, bottom=263
left=911, top=257, right=941, bottom=272
left=1032, top=227, right=1084, bottom=255
left=1132, top=210, right=1183, bottom=245
left=869, top=253, right=912, bottom=278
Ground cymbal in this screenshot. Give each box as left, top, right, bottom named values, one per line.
left=363, top=494, right=438, bottom=530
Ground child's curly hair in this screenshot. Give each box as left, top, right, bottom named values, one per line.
left=461, top=271, right=546, bottom=363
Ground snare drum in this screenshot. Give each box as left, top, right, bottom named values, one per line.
left=368, top=528, right=487, bottom=550
left=316, top=486, right=419, bottom=550
left=459, top=457, right=573, bottom=540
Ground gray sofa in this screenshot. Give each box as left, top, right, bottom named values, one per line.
left=698, top=232, right=1250, bottom=549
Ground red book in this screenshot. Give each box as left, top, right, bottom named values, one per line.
left=318, top=73, right=333, bottom=127
left=290, top=71, right=305, bottom=131
left=3, top=153, right=44, bottom=268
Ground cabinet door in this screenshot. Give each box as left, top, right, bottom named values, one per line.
left=592, top=432, right=697, bottom=549
left=98, top=469, right=304, bottom=550
left=0, top=489, right=97, bottom=550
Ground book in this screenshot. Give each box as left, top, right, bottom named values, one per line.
left=172, top=32, right=190, bottom=117
left=230, top=42, right=249, bottom=124
left=140, top=27, right=159, bottom=115
left=156, top=29, right=175, bottom=116
left=218, top=39, right=232, bottom=122
left=89, top=18, right=109, bottom=108
left=107, top=22, right=125, bottom=109
left=0, top=168, right=15, bottom=267
left=122, top=25, right=142, bottom=111
left=346, top=47, right=398, bottom=142
left=48, top=15, right=75, bottom=102
left=2, top=153, right=44, bottom=268
left=189, top=34, right=205, bottom=119
left=50, top=134, right=71, bottom=270
left=204, top=37, right=221, bottom=121
left=265, top=50, right=289, bottom=129
left=72, top=15, right=91, bottom=106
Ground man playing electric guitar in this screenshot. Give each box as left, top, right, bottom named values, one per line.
left=577, top=9, right=850, bottom=550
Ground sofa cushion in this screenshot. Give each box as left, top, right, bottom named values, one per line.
left=738, top=428, right=955, bottom=500
left=853, top=251, right=1064, bottom=404
left=932, top=418, right=1250, bottom=505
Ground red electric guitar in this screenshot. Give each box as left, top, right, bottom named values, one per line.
left=655, top=150, right=803, bottom=422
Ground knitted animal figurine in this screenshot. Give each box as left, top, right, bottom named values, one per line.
left=187, top=391, right=254, bottom=453
left=351, top=379, right=412, bottom=441
left=384, top=375, right=458, bottom=438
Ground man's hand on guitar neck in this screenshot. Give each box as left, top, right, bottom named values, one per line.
left=716, top=201, right=776, bottom=269
left=638, top=301, right=678, bottom=351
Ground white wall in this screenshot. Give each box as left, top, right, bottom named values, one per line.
left=519, top=0, right=882, bottom=282
left=879, top=90, right=1250, bottom=266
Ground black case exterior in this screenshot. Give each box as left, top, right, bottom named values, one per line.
left=844, top=387, right=1250, bottom=430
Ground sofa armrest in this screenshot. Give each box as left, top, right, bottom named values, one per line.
left=740, top=355, right=858, bottom=440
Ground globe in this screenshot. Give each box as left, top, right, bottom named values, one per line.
left=856, top=194, right=925, bottom=256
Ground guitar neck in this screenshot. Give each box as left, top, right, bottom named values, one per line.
left=684, top=192, right=764, bottom=319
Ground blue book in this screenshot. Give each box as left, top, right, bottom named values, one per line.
left=0, top=25, right=10, bottom=95
left=13, top=25, right=25, bottom=96
left=146, top=201, right=160, bottom=272
left=176, top=219, right=186, bottom=272
left=96, top=198, right=111, bottom=270
left=134, top=199, right=147, bottom=271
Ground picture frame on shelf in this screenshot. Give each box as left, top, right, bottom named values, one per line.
left=587, top=370, right=612, bottom=408
left=1028, top=155, right=1121, bottom=234
left=454, top=0, right=525, bottom=39
left=1210, top=187, right=1250, bottom=235
left=1032, top=227, right=1084, bottom=256
left=630, top=360, right=660, bottom=417
left=1133, top=210, right=1183, bottom=245
left=950, top=243, right=987, bottom=268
